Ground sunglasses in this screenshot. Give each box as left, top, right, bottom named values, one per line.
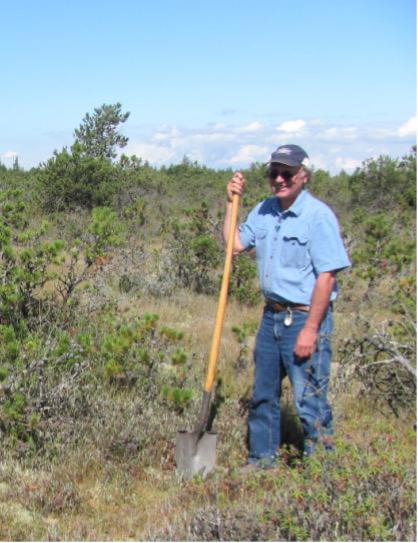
left=267, top=166, right=300, bottom=181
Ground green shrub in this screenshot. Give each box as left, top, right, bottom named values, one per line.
left=164, top=202, right=222, bottom=294
left=38, top=144, right=118, bottom=211
left=160, top=326, right=184, bottom=342
left=0, top=189, right=65, bottom=329
left=55, top=207, right=124, bottom=304
left=349, top=150, right=416, bottom=211
left=232, top=319, right=258, bottom=371
left=229, top=253, right=259, bottom=305
left=85, top=207, right=124, bottom=263
left=122, top=195, right=147, bottom=227
left=161, top=385, right=193, bottom=414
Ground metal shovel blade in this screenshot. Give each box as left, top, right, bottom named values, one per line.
left=175, top=430, right=217, bottom=479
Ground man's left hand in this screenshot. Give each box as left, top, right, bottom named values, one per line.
left=294, top=326, right=318, bottom=359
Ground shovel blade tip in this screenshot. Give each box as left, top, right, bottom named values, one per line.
left=175, top=431, right=217, bottom=479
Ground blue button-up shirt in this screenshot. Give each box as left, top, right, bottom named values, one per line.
left=238, top=189, right=351, bottom=305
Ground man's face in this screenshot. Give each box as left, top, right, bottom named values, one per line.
left=268, top=163, right=308, bottom=203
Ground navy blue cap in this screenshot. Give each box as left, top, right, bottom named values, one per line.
left=268, top=144, right=310, bottom=168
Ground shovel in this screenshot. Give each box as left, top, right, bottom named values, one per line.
left=175, top=192, right=241, bottom=479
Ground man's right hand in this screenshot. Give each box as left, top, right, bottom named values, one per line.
left=227, top=171, right=246, bottom=202
left=224, top=171, right=246, bottom=253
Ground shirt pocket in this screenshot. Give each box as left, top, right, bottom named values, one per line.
left=281, top=235, right=309, bottom=268
left=254, top=227, right=268, bottom=257
left=255, top=227, right=267, bottom=243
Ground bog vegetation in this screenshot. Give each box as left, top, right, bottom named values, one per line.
left=0, top=104, right=416, bottom=541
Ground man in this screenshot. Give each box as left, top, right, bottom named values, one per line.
left=224, top=144, right=350, bottom=467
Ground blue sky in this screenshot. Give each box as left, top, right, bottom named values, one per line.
left=1, top=0, right=416, bottom=173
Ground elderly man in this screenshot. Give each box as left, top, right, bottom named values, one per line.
left=224, top=144, right=350, bottom=467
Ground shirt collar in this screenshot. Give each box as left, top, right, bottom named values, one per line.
left=277, top=189, right=309, bottom=216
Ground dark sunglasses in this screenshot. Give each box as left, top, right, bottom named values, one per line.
left=267, top=166, right=299, bottom=181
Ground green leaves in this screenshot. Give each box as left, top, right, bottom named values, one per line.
left=74, top=102, right=130, bottom=160
left=349, top=151, right=416, bottom=211
left=38, top=146, right=119, bottom=211
left=85, top=207, right=124, bottom=264
left=0, top=324, right=20, bottom=362
left=160, top=326, right=184, bottom=342
left=161, top=385, right=193, bottom=414
left=165, top=202, right=222, bottom=294
left=0, top=190, right=66, bottom=328
left=229, top=253, right=259, bottom=306
left=171, top=348, right=188, bottom=366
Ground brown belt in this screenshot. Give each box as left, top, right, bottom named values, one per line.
left=265, top=299, right=310, bottom=313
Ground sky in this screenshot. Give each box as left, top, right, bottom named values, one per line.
left=1, top=0, right=416, bottom=173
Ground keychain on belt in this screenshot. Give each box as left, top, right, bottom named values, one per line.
left=284, top=307, right=293, bottom=327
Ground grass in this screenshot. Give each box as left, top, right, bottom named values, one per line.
left=0, top=405, right=415, bottom=540
left=0, top=199, right=416, bottom=540
left=0, top=281, right=416, bottom=541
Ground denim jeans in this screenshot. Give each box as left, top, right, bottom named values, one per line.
left=248, top=306, right=334, bottom=464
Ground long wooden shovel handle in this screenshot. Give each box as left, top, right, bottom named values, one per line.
left=204, top=193, right=240, bottom=392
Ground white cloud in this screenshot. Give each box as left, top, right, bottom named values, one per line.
left=237, top=121, right=264, bottom=133
left=118, top=117, right=415, bottom=173
left=2, top=150, right=18, bottom=160
left=398, top=116, right=416, bottom=137
left=152, top=127, right=181, bottom=142
left=189, top=132, right=237, bottom=143
left=151, top=127, right=238, bottom=149
left=211, top=122, right=227, bottom=130
left=276, top=120, right=306, bottom=133
left=320, top=127, right=358, bottom=141
left=124, top=142, right=176, bottom=165
left=308, top=118, right=323, bottom=126
left=309, top=154, right=328, bottom=170
left=335, top=156, right=362, bottom=171
left=321, top=128, right=338, bottom=139
left=369, top=127, right=394, bottom=139
left=228, top=144, right=269, bottom=164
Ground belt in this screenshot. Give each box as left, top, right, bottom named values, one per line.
left=265, top=299, right=310, bottom=313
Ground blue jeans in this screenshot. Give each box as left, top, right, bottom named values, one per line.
left=248, top=306, right=334, bottom=464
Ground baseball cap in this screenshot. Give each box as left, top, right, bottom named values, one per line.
left=268, top=144, right=311, bottom=169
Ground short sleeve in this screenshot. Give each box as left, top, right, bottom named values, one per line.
left=238, top=202, right=262, bottom=251
left=309, top=210, right=351, bottom=274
